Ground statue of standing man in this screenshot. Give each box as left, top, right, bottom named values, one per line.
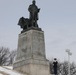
left=28, top=0, right=40, bottom=27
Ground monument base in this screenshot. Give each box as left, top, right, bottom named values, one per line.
left=14, top=59, right=50, bottom=75
left=13, top=29, right=50, bottom=75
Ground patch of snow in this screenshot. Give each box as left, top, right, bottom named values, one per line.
left=3, top=66, right=13, bottom=70
left=0, top=66, right=24, bottom=75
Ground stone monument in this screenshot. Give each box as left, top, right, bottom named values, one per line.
left=13, top=0, right=50, bottom=75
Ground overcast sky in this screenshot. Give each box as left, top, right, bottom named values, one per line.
left=0, top=0, right=76, bottom=63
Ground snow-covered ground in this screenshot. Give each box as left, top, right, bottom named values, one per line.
left=0, top=66, right=24, bottom=75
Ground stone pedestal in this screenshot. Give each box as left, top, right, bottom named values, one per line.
left=13, top=29, right=50, bottom=75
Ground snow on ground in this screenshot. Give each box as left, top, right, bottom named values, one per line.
left=2, top=66, right=13, bottom=70
left=0, top=66, right=24, bottom=75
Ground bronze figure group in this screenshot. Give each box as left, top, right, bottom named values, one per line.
left=18, top=0, right=40, bottom=31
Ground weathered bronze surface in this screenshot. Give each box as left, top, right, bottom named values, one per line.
left=18, top=0, right=41, bottom=32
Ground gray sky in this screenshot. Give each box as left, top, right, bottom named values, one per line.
left=0, top=0, right=76, bottom=62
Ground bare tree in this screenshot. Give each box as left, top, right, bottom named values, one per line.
left=0, top=47, right=10, bottom=66
left=70, top=62, right=76, bottom=75
left=0, top=46, right=17, bottom=66
left=9, top=50, right=17, bottom=65
left=60, top=61, right=76, bottom=75
left=50, top=60, right=76, bottom=75
left=61, top=61, right=68, bottom=75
